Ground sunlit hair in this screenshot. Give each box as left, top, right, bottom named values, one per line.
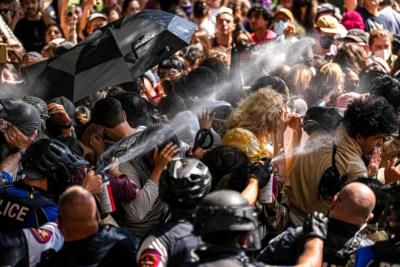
left=307, top=62, right=343, bottom=105
left=369, top=28, right=393, bottom=47
left=226, top=88, right=285, bottom=135
left=285, top=64, right=313, bottom=96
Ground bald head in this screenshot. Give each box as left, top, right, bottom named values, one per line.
left=329, top=182, right=376, bottom=227
left=58, top=186, right=99, bottom=241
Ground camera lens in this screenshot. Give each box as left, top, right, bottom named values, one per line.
left=67, top=11, right=73, bottom=17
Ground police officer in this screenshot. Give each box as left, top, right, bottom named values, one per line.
left=259, top=182, right=375, bottom=266
left=354, top=181, right=400, bottom=266
left=0, top=138, right=90, bottom=232
left=184, top=190, right=328, bottom=267
left=0, top=222, right=63, bottom=267
left=137, top=158, right=212, bottom=267
left=37, top=186, right=137, bottom=267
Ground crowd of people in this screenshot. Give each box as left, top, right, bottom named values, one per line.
left=1, top=0, right=400, bottom=266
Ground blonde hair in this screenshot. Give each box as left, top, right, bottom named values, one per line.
left=286, top=64, right=314, bottom=96
left=226, top=88, right=285, bottom=135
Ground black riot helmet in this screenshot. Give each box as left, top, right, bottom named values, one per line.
left=21, top=138, right=89, bottom=196
left=160, top=157, right=212, bottom=210
left=194, top=190, right=258, bottom=234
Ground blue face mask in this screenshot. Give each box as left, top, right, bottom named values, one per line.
left=182, top=5, right=192, bottom=17
left=273, top=20, right=288, bottom=36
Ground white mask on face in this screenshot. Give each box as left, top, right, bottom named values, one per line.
left=273, top=20, right=288, bottom=36
left=374, top=49, right=391, bottom=61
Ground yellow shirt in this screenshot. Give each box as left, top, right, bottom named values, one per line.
left=222, top=128, right=273, bottom=162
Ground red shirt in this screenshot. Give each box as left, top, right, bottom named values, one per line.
left=251, top=30, right=277, bottom=44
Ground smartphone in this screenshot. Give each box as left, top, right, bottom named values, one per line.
left=0, top=43, right=8, bottom=64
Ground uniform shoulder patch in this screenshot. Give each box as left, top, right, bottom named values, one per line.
left=138, top=248, right=162, bottom=267
left=30, top=228, right=53, bottom=244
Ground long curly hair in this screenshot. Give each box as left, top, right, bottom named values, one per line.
left=226, top=88, right=285, bottom=136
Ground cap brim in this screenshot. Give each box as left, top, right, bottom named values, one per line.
left=343, top=36, right=366, bottom=44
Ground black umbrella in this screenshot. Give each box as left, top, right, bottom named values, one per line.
left=23, top=9, right=197, bottom=102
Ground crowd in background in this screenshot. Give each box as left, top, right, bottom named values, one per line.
left=1, top=0, right=400, bottom=266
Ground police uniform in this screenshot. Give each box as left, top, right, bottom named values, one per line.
left=181, top=246, right=262, bottom=267
left=0, top=182, right=58, bottom=232
left=258, top=219, right=372, bottom=267
left=38, top=225, right=137, bottom=267
left=354, top=240, right=400, bottom=267
left=0, top=222, right=63, bottom=267
left=137, top=218, right=203, bottom=267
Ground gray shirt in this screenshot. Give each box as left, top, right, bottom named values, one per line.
left=117, top=160, right=167, bottom=237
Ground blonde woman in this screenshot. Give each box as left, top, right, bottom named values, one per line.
left=221, top=88, right=298, bottom=229
left=306, top=62, right=344, bottom=107
left=222, top=88, right=288, bottom=162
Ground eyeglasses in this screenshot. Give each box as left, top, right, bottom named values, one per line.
left=0, top=8, right=11, bottom=14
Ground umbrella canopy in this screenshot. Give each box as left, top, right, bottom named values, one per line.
left=23, top=9, right=197, bottom=102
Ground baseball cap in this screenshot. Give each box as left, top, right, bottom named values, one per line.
left=315, top=15, right=347, bottom=37
left=343, top=28, right=369, bottom=45
left=88, top=12, right=108, bottom=22
left=0, top=99, right=41, bottom=136
left=274, top=8, right=294, bottom=23
left=317, top=3, right=342, bottom=21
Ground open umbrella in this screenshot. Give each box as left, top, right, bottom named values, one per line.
left=22, top=9, right=197, bottom=102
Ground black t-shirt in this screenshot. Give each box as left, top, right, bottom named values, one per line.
left=14, top=18, right=46, bottom=52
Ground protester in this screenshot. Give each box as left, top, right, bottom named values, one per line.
left=286, top=96, right=399, bottom=225
left=222, top=88, right=287, bottom=161
left=3, top=1, right=400, bottom=265
left=247, top=5, right=276, bottom=44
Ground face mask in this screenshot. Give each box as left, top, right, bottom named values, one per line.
left=374, top=49, right=391, bottom=61
left=319, top=35, right=334, bottom=50
left=273, top=20, right=288, bottom=36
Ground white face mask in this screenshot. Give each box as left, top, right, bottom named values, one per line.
left=273, top=20, right=288, bottom=36
left=374, top=49, right=391, bottom=61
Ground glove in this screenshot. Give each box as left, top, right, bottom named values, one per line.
left=302, top=212, right=329, bottom=240
left=260, top=157, right=273, bottom=175
left=247, top=162, right=270, bottom=188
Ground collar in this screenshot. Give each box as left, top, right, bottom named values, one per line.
left=328, top=218, right=361, bottom=237
left=335, top=123, right=363, bottom=157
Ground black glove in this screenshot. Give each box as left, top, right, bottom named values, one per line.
left=302, top=212, right=329, bottom=240
left=260, top=157, right=273, bottom=176
left=247, top=162, right=270, bottom=188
